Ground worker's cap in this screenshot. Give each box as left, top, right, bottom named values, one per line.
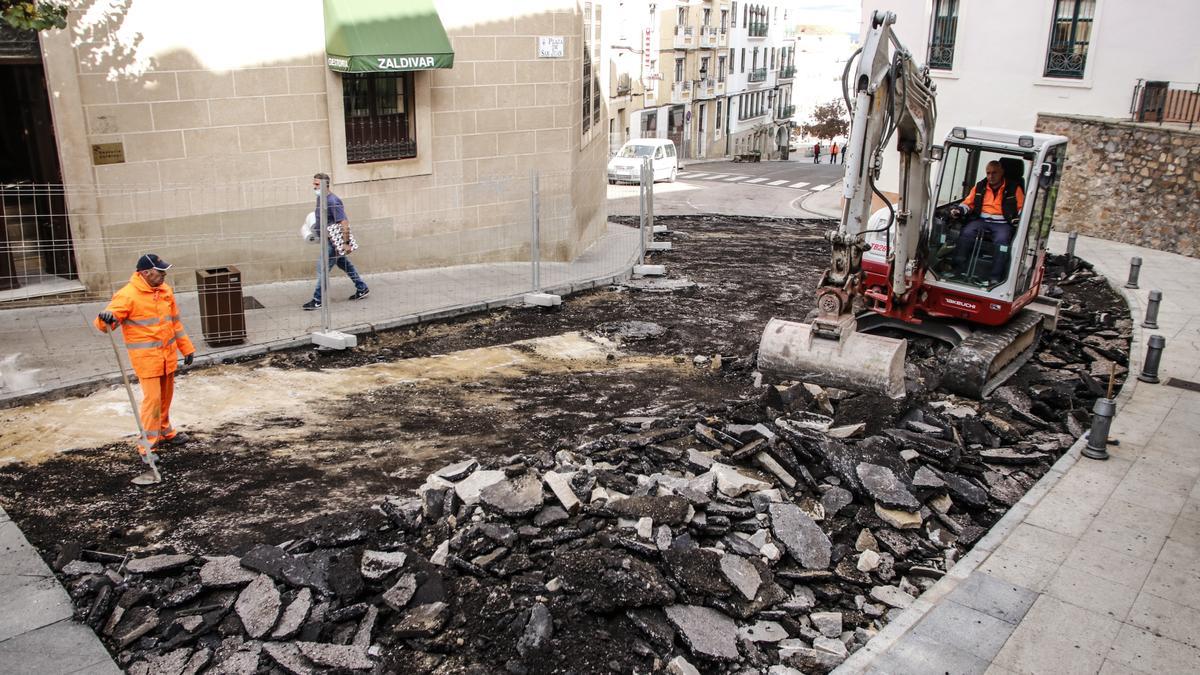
left=135, top=253, right=172, bottom=272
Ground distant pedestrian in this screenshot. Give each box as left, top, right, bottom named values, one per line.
left=830, top=142, right=839, bottom=164
left=304, top=173, right=369, bottom=311
left=95, top=253, right=196, bottom=459
left=812, top=142, right=821, bottom=164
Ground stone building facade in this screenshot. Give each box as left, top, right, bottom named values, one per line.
left=1035, top=113, right=1200, bottom=258
left=18, top=0, right=607, bottom=296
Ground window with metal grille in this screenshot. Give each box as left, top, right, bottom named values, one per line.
left=927, top=0, right=957, bottom=70
left=1045, top=0, right=1094, bottom=79
left=342, top=72, right=416, bottom=164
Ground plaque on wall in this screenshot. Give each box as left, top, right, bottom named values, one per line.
left=91, top=142, right=125, bottom=165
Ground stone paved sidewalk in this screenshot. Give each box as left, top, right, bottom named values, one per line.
left=839, top=232, right=1200, bottom=674
left=0, top=222, right=640, bottom=406
left=0, top=506, right=119, bottom=674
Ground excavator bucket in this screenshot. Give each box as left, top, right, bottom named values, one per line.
left=757, top=318, right=908, bottom=399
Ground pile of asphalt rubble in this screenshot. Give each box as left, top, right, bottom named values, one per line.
left=53, top=257, right=1129, bottom=674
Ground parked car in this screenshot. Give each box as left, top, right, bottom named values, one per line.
left=607, top=139, right=678, bottom=184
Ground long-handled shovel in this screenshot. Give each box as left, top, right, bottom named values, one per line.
left=105, top=327, right=162, bottom=486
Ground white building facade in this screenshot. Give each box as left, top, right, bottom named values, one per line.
left=864, top=0, right=1200, bottom=188
left=725, top=2, right=797, bottom=159
left=789, top=24, right=853, bottom=140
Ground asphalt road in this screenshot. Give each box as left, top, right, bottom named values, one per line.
left=607, top=157, right=845, bottom=218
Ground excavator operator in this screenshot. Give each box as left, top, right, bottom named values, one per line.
left=949, top=160, right=1025, bottom=283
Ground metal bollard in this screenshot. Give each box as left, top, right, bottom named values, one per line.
left=1124, top=257, right=1142, bottom=289
left=1083, top=397, right=1116, bottom=460
left=1066, top=232, right=1078, bottom=270
left=1138, top=335, right=1167, bottom=384
left=1142, top=290, right=1162, bottom=329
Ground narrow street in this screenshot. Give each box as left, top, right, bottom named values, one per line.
left=608, top=157, right=845, bottom=218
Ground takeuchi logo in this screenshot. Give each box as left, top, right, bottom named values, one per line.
left=327, top=56, right=350, bottom=68
left=944, top=296, right=977, bottom=311
left=378, top=56, right=436, bottom=69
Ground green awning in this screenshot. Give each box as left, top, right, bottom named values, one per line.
left=323, top=0, right=455, bottom=73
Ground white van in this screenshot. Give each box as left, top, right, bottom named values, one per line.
left=607, top=139, right=678, bottom=184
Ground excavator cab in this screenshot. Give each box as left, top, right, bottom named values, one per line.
left=925, top=146, right=1032, bottom=289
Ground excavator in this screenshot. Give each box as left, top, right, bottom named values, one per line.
left=758, top=11, right=1067, bottom=399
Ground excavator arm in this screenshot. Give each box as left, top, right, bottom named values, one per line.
left=758, top=11, right=937, bottom=399
left=821, top=9, right=937, bottom=329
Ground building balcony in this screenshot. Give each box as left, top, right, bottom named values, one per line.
left=670, top=79, right=692, bottom=104
left=778, top=65, right=796, bottom=79
left=699, top=26, right=726, bottom=48
left=779, top=104, right=795, bottom=119
left=673, top=24, right=696, bottom=49
left=748, top=21, right=768, bottom=38
left=615, top=74, right=632, bottom=97
left=694, top=78, right=716, bottom=99
left=716, top=79, right=726, bottom=96
left=748, top=67, right=767, bottom=83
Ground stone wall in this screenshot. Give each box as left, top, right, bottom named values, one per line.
left=1035, top=113, right=1200, bottom=257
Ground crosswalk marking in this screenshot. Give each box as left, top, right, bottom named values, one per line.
left=810, top=184, right=831, bottom=191
left=707, top=173, right=729, bottom=180
left=684, top=173, right=708, bottom=179
left=744, top=177, right=767, bottom=184
left=644, top=170, right=831, bottom=190
left=723, top=175, right=747, bottom=181
left=789, top=182, right=809, bottom=188
left=767, top=180, right=789, bottom=186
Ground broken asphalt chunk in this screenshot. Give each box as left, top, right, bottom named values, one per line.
left=665, top=604, right=741, bottom=661
left=768, top=503, right=831, bottom=569
left=856, top=463, right=920, bottom=511
left=235, top=574, right=281, bottom=639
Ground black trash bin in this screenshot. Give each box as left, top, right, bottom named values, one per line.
left=196, top=266, right=246, bottom=347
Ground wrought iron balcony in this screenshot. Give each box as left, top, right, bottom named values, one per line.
left=616, top=74, right=632, bottom=96
left=779, top=104, right=795, bottom=119
left=748, top=68, right=767, bottom=83
left=1044, top=48, right=1085, bottom=79
left=778, top=65, right=796, bottom=79
left=749, top=21, right=768, bottom=37
left=928, top=42, right=955, bottom=70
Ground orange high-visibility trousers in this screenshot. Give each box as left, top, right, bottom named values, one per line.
left=138, top=373, right=178, bottom=453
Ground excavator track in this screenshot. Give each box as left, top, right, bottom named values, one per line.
left=940, top=309, right=1046, bottom=399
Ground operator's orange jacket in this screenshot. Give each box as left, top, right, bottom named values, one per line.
left=94, top=272, right=196, bottom=379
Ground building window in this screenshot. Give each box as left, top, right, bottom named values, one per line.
left=716, top=100, right=722, bottom=129
left=675, top=58, right=685, bottom=81
left=343, top=72, right=416, bottom=164
left=721, top=9, right=728, bottom=31
left=700, top=56, right=710, bottom=79
left=731, top=3, right=737, bottom=28
left=582, top=2, right=601, bottom=135
left=678, top=7, right=688, bottom=25
left=1045, top=0, right=1094, bottom=79
left=718, top=56, right=726, bottom=81
left=927, top=0, right=958, bottom=70
left=740, top=48, right=745, bottom=73
left=703, top=8, right=711, bottom=26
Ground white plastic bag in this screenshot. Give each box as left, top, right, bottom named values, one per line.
left=300, top=212, right=319, bottom=243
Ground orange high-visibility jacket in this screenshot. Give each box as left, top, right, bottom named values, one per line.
left=94, top=272, right=196, bottom=379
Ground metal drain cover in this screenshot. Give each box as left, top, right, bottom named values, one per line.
left=1164, top=378, right=1200, bottom=392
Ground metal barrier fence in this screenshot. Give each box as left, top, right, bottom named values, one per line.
left=0, top=168, right=651, bottom=398
left=1130, top=79, right=1200, bottom=129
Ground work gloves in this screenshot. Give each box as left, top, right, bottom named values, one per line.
left=98, top=311, right=118, bottom=327
left=183, top=353, right=194, bottom=367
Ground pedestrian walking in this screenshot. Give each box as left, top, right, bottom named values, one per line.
left=304, top=173, right=369, bottom=310
left=812, top=142, right=821, bottom=164
left=830, top=142, right=839, bottom=164
left=94, top=253, right=196, bottom=464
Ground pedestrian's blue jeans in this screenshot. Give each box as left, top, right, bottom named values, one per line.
left=312, top=244, right=367, bottom=302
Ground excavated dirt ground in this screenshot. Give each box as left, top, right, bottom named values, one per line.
left=0, top=216, right=828, bottom=554
left=0, top=216, right=1130, bottom=674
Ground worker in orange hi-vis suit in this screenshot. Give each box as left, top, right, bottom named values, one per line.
left=94, top=253, right=197, bottom=457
